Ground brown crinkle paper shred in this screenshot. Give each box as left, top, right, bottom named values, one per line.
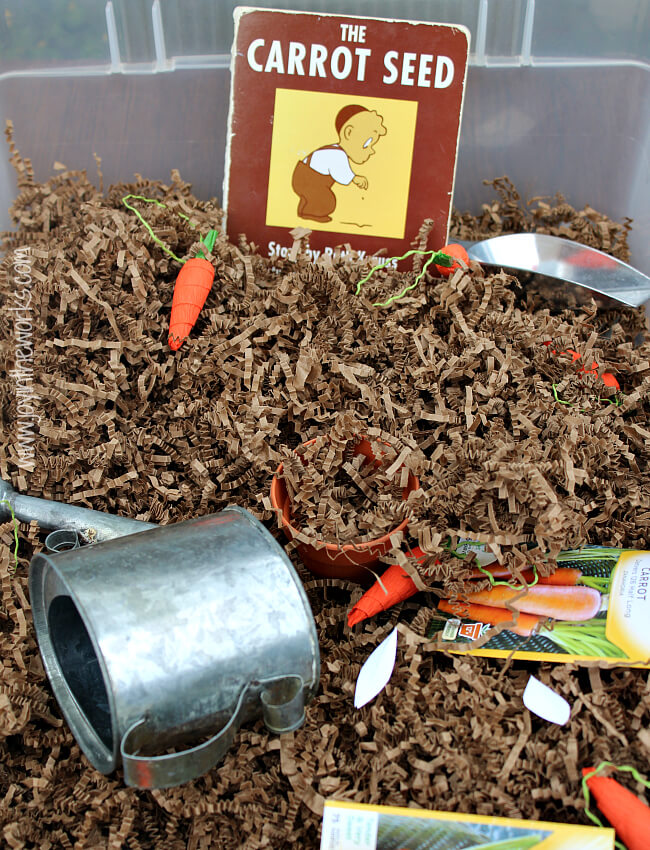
left=1, top=122, right=649, bottom=847
left=277, top=417, right=420, bottom=545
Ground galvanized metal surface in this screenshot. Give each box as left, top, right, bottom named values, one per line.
left=44, top=529, right=81, bottom=553
left=29, top=507, right=320, bottom=789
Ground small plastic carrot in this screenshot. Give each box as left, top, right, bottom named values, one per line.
left=435, top=243, right=470, bottom=277
left=348, top=563, right=420, bottom=627
left=464, top=584, right=601, bottom=621
left=582, top=765, right=650, bottom=850
left=121, top=195, right=219, bottom=351
left=438, top=599, right=540, bottom=637
left=168, top=229, right=218, bottom=351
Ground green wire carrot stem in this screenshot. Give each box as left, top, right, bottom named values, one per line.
left=122, top=195, right=218, bottom=265
left=355, top=248, right=453, bottom=307
left=122, top=194, right=185, bottom=263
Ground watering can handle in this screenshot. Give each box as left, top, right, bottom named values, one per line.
left=120, top=674, right=306, bottom=790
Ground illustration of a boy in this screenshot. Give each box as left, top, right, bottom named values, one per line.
left=292, top=104, right=387, bottom=223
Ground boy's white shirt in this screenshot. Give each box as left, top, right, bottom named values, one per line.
left=303, top=145, right=355, bottom=185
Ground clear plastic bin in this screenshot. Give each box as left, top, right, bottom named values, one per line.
left=1, top=0, right=649, bottom=279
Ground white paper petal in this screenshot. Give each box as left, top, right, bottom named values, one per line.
left=523, top=675, right=571, bottom=725
left=354, top=627, right=398, bottom=709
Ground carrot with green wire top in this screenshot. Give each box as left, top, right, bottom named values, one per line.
left=121, top=194, right=218, bottom=352
left=582, top=765, right=650, bottom=850
left=434, top=243, right=470, bottom=277
left=168, top=229, right=218, bottom=351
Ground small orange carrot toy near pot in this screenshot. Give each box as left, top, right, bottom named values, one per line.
left=348, top=560, right=422, bottom=627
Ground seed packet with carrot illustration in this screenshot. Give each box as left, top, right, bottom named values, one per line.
left=321, top=800, right=614, bottom=849
left=428, top=546, right=650, bottom=667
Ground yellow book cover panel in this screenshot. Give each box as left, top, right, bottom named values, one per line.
left=321, top=800, right=614, bottom=849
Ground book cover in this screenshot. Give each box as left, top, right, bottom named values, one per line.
left=224, top=7, right=470, bottom=263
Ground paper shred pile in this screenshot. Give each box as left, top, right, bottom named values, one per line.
left=275, top=416, right=423, bottom=545
left=451, top=176, right=634, bottom=261
left=1, top=124, right=649, bottom=847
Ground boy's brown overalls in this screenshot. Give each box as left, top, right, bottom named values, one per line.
left=291, top=144, right=341, bottom=222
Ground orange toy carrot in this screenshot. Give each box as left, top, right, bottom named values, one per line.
left=435, top=243, right=470, bottom=277
left=463, top=584, right=601, bottom=621
left=348, top=563, right=420, bottom=627
left=168, top=230, right=218, bottom=351
left=438, top=599, right=540, bottom=637
left=121, top=195, right=218, bottom=352
left=583, top=766, right=650, bottom=850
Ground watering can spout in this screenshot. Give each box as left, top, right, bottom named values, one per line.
left=0, top=477, right=155, bottom=543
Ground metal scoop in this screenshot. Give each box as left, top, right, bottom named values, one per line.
left=456, top=233, right=650, bottom=309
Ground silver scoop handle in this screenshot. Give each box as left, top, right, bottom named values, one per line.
left=0, top=477, right=156, bottom=543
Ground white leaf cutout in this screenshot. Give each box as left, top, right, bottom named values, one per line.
left=523, top=676, right=571, bottom=725
left=354, top=627, right=398, bottom=709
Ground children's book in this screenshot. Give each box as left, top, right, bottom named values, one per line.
left=321, top=800, right=614, bottom=849
left=224, top=7, right=470, bottom=264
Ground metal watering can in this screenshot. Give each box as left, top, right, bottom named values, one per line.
left=1, top=478, right=320, bottom=789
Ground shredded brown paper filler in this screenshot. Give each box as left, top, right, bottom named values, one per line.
left=1, top=121, right=649, bottom=848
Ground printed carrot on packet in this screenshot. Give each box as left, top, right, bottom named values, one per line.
left=463, top=584, right=601, bottom=622
left=437, top=599, right=540, bottom=637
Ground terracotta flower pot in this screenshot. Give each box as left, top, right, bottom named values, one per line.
left=270, top=437, right=419, bottom=583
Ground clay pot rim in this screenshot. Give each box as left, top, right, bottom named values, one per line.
left=269, top=435, right=419, bottom=554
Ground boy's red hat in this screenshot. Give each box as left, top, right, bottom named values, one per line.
left=335, top=104, right=368, bottom=134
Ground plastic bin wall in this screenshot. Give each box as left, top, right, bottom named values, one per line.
left=1, top=0, right=649, bottom=277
